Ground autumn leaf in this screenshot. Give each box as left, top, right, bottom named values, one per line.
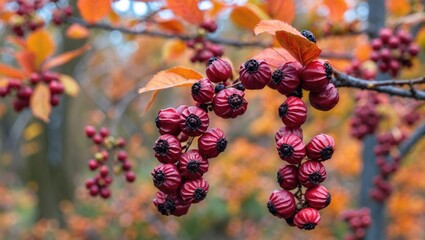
left=15, top=51, right=36, bottom=75
left=0, top=64, right=26, bottom=79
left=30, top=84, right=51, bottom=122
left=230, top=4, right=269, bottom=30
left=139, top=67, right=203, bottom=93
left=156, top=18, right=186, bottom=34
left=59, top=74, right=80, bottom=96
left=166, top=0, right=204, bottom=25
left=253, top=48, right=297, bottom=69
left=27, top=30, right=55, bottom=69
left=66, top=24, right=89, bottom=39
left=162, top=39, right=187, bottom=62
left=254, top=19, right=290, bottom=35
left=323, top=0, right=347, bottom=22
left=265, top=0, right=295, bottom=24
left=387, top=0, right=410, bottom=17
left=144, top=90, right=160, bottom=113
left=77, top=0, right=112, bottom=24
left=42, top=44, right=90, bottom=70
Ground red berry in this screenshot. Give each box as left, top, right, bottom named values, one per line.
left=156, top=108, right=181, bottom=136
left=388, top=36, right=400, bottom=49
left=88, top=159, right=98, bottom=170
left=278, top=96, right=307, bottom=128
left=379, top=28, right=392, bottom=43
left=180, top=178, right=209, bottom=203
left=92, top=134, right=103, bottom=145
left=99, top=127, right=109, bottom=137
left=276, top=134, right=306, bottom=164
left=267, top=189, right=296, bottom=219
left=371, top=38, right=382, bottom=51
left=178, top=150, right=209, bottom=180
left=0, top=87, right=9, bottom=97
left=239, top=59, right=272, bottom=90
left=370, top=51, right=380, bottom=62
left=85, top=125, right=96, bottom=138
left=191, top=78, right=215, bottom=103
left=300, top=60, right=333, bottom=92
left=17, top=86, right=33, bottom=99
left=275, top=127, right=303, bottom=143
left=85, top=178, right=95, bottom=189
left=212, top=88, right=248, bottom=119
left=380, top=48, right=391, bottom=62
left=200, top=20, right=218, bottom=33
left=125, top=171, right=136, bottom=182
left=50, top=94, right=60, bottom=106
left=89, top=185, right=99, bottom=196
left=397, top=30, right=412, bottom=44
left=8, top=79, right=22, bottom=89
left=179, top=106, right=210, bottom=136
left=122, top=161, right=132, bottom=171
left=306, top=134, right=335, bottom=161
left=309, top=83, right=339, bottom=111
left=153, top=134, right=182, bottom=163
left=116, top=137, right=126, bottom=147
left=151, top=163, right=182, bottom=193
left=298, top=161, right=327, bottom=188
left=277, top=165, right=299, bottom=190
left=49, top=81, right=64, bottom=94
left=408, top=44, right=420, bottom=56
left=206, top=58, right=232, bottom=83
left=42, top=71, right=60, bottom=83
left=99, top=165, right=109, bottom=177
left=117, top=151, right=128, bottom=162
left=100, top=187, right=111, bottom=199
left=198, top=128, right=227, bottom=158
left=104, top=175, right=112, bottom=185
left=305, top=185, right=331, bottom=210
left=293, top=208, right=321, bottom=230
left=267, top=61, right=302, bottom=95
left=153, top=191, right=191, bottom=216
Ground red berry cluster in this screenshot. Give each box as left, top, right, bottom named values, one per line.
left=186, top=21, right=224, bottom=64
left=345, top=60, right=376, bottom=80
left=341, top=208, right=372, bottom=240
left=84, top=126, right=136, bottom=199
left=349, top=92, right=382, bottom=140
left=370, top=28, right=419, bottom=76
left=0, top=72, right=65, bottom=112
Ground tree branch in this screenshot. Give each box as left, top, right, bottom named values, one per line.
left=399, top=121, right=425, bottom=157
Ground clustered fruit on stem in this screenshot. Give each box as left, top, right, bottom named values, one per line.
left=0, top=71, right=65, bottom=112
left=341, top=208, right=372, bottom=240
left=84, top=126, right=135, bottom=199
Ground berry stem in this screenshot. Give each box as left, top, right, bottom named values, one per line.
left=182, top=137, right=195, bottom=153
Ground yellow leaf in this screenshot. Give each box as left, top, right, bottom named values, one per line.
left=23, top=122, right=43, bottom=141
left=42, top=44, right=90, bottom=70
left=162, top=39, right=187, bottom=62
left=387, top=0, right=411, bottom=17
left=167, top=0, right=204, bottom=25
left=66, top=24, right=89, bottom=39
left=253, top=48, right=297, bottom=69
left=59, top=74, right=80, bottom=96
left=265, top=0, right=295, bottom=24
left=415, top=26, right=425, bottom=51
left=27, top=30, right=55, bottom=69
left=77, top=0, right=112, bottom=24
left=30, top=84, right=51, bottom=122
left=230, top=4, right=269, bottom=30
left=254, top=19, right=291, bottom=35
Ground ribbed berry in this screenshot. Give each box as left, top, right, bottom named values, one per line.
left=275, top=126, right=303, bottom=143
left=277, top=165, right=299, bottom=190
left=239, top=59, right=272, bottom=90
left=156, top=108, right=181, bottom=136
left=212, top=88, right=248, bottom=119
left=267, top=189, right=296, bottom=219
left=206, top=58, right=232, bottom=83
left=278, top=97, right=307, bottom=128
left=180, top=178, right=209, bottom=203
left=300, top=30, right=317, bottom=43
left=305, top=185, right=331, bottom=210
left=293, top=208, right=321, bottom=230
left=276, top=134, right=305, bottom=164
left=178, top=150, right=209, bottom=180
left=153, top=191, right=191, bottom=216
left=298, top=161, right=327, bottom=188
left=151, top=164, right=182, bottom=193
left=191, top=78, right=215, bottom=103
left=153, top=134, right=182, bottom=164
left=198, top=128, right=227, bottom=158
left=300, top=60, right=333, bottom=92
left=306, top=134, right=335, bottom=161
left=180, top=106, right=210, bottom=136
left=309, top=83, right=339, bottom=111
left=267, top=62, right=302, bottom=95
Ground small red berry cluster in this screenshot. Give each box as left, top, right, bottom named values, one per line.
left=84, top=126, right=136, bottom=199
left=342, top=208, right=372, bottom=240
left=370, top=28, right=419, bottom=77
left=349, top=92, right=382, bottom=140
left=345, top=60, right=376, bottom=81
left=186, top=20, right=224, bottom=64
left=0, top=72, right=65, bottom=112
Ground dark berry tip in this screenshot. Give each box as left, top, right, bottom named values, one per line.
left=215, top=83, right=226, bottom=93
left=155, top=116, right=160, bottom=128
left=154, top=140, right=169, bottom=155
left=228, top=94, right=243, bottom=109
left=278, top=144, right=294, bottom=158
left=267, top=201, right=277, bottom=215
left=216, top=138, right=228, bottom=152
left=234, top=83, right=245, bottom=91
left=271, top=69, right=283, bottom=84
left=324, top=63, right=333, bottom=79
left=207, top=57, right=219, bottom=66
left=287, top=85, right=303, bottom=98
left=186, top=114, right=202, bottom=130
left=277, top=172, right=283, bottom=184
left=153, top=171, right=166, bottom=185
left=320, top=146, right=334, bottom=160
left=303, top=223, right=317, bottom=230
left=325, top=194, right=331, bottom=206
left=278, top=103, right=288, bottom=118
left=300, top=30, right=316, bottom=43
left=191, top=82, right=202, bottom=95
left=187, top=161, right=200, bottom=173
left=194, top=188, right=206, bottom=201
left=308, top=172, right=322, bottom=184
left=244, top=59, right=259, bottom=73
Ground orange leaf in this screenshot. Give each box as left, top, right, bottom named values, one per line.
left=156, top=18, right=185, bottom=34
left=42, top=44, right=90, bottom=70
left=265, top=0, right=295, bottom=24
left=59, top=74, right=80, bottom=96
left=166, top=0, right=204, bottom=25
left=7, top=36, right=27, bottom=49
left=230, top=4, right=269, bottom=30
left=66, top=24, right=89, bottom=39
left=15, top=51, right=36, bottom=74
left=275, top=27, right=321, bottom=66
left=324, top=0, right=348, bottom=22
left=253, top=48, right=297, bottom=70
left=387, top=0, right=410, bottom=17
left=143, top=90, right=160, bottom=113
left=0, top=64, right=26, bottom=79
left=30, top=84, right=51, bottom=122
left=254, top=19, right=291, bottom=35
left=162, top=39, right=187, bottom=62
left=354, top=43, right=372, bottom=62
left=138, top=67, right=203, bottom=94
left=77, top=0, right=112, bottom=24
left=27, top=29, right=55, bottom=69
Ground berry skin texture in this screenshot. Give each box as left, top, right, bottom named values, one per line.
left=180, top=106, right=210, bottom=137
left=153, top=191, right=191, bottom=216
left=153, top=134, right=182, bottom=164
left=298, top=161, right=327, bottom=188
left=156, top=108, right=181, bottom=136
left=267, top=61, right=302, bottom=95
left=198, top=128, right=227, bottom=158
left=206, top=58, right=232, bottom=83
left=151, top=164, right=182, bottom=193
left=306, top=134, right=335, bottom=161
left=212, top=88, right=248, bottom=119
left=300, top=60, right=333, bottom=92
left=305, top=185, right=331, bottom=210
left=180, top=178, right=209, bottom=203
left=276, top=134, right=306, bottom=164
left=178, top=150, right=209, bottom=180
left=267, top=189, right=296, bottom=219
left=278, top=97, right=308, bottom=128
left=294, top=208, right=321, bottom=230
left=277, top=165, right=299, bottom=190
left=239, top=59, right=272, bottom=90
left=309, top=83, right=339, bottom=111
left=275, top=126, right=303, bottom=143
left=191, top=78, right=215, bottom=103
